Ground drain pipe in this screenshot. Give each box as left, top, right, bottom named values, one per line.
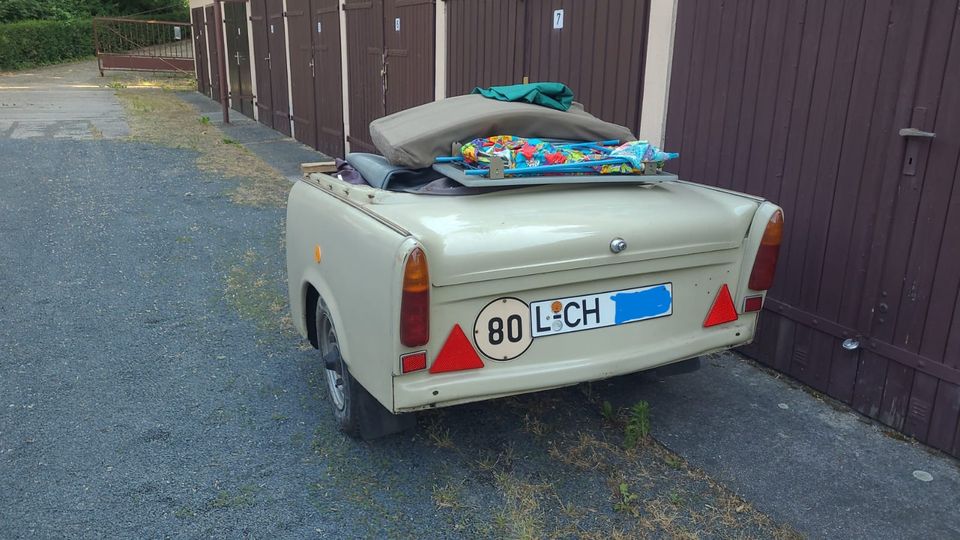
left=213, top=0, right=229, bottom=124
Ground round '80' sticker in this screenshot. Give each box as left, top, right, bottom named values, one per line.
left=473, top=297, right=533, bottom=361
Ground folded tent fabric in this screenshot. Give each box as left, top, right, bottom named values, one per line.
left=368, top=94, right=635, bottom=169
left=471, top=82, right=575, bottom=111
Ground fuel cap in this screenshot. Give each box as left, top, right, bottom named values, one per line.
left=610, top=238, right=627, bottom=253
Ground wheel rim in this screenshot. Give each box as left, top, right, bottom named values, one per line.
left=319, top=309, right=346, bottom=412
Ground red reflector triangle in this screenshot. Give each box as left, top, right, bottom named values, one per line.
left=704, top=284, right=739, bottom=327
left=429, top=324, right=484, bottom=374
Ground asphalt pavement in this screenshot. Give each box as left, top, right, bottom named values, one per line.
left=1, top=61, right=958, bottom=539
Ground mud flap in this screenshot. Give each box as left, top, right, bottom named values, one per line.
left=654, top=357, right=701, bottom=377
left=355, top=381, right=417, bottom=440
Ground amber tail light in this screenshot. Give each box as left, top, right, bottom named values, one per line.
left=748, top=210, right=784, bottom=291
left=400, top=247, right=430, bottom=347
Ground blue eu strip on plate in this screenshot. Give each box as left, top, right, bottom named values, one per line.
left=611, top=285, right=673, bottom=325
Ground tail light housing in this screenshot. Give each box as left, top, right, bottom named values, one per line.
left=748, top=210, right=784, bottom=291
left=400, top=247, right=429, bottom=347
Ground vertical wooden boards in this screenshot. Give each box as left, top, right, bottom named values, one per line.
left=665, top=0, right=960, bottom=456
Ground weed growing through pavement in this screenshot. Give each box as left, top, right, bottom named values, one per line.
left=624, top=400, right=651, bottom=450
left=601, top=400, right=615, bottom=422
left=432, top=480, right=466, bottom=510
left=174, top=506, right=196, bottom=519
left=199, top=115, right=210, bottom=124
left=613, top=481, right=640, bottom=517
left=208, top=484, right=258, bottom=509
left=424, top=415, right=455, bottom=449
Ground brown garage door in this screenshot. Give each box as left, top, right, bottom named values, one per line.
left=344, top=0, right=434, bottom=153
left=192, top=7, right=210, bottom=97
left=312, top=0, right=345, bottom=157
left=287, top=0, right=318, bottom=149
left=267, top=0, right=291, bottom=136
left=383, top=0, right=435, bottom=115
left=445, top=0, right=650, bottom=134
left=250, top=0, right=274, bottom=128
left=445, top=0, right=525, bottom=97
left=224, top=1, right=254, bottom=117
left=343, top=0, right=385, bottom=153
left=204, top=5, right=221, bottom=102
left=250, top=0, right=291, bottom=134
left=524, top=0, right=649, bottom=134
left=665, top=0, right=960, bottom=457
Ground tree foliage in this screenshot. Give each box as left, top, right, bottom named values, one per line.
left=0, top=0, right=189, bottom=23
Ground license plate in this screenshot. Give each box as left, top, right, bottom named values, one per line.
left=530, top=283, right=673, bottom=338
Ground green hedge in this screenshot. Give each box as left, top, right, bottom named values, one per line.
left=0, top=19, right=94, bottom=70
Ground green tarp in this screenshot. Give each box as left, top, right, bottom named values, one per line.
left=471, top=82, right=574, bottom=111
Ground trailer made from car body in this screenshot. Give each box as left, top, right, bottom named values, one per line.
left=286, top=96, right=784, bottom=438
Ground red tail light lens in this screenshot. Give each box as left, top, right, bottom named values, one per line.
left=400, top=247, right=429, bottom=347
left=748, top=210, right=784, bottom=291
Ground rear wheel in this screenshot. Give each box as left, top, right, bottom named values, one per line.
left=315, top=300, right=416, bottom=439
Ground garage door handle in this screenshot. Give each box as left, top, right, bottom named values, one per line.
left=899, top=128, right=936, bottom=139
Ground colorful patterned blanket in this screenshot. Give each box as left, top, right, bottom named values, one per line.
left=459, top=136, right=679, bottom=175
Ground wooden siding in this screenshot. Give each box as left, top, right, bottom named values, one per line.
left=445, top=0, right=650, bottom=134
left=666, top=0, right=960, bottom=457
left=446, top=0, right=526, bottom=96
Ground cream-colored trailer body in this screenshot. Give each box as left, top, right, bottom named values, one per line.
left=287, top=174, right=781, bottom=414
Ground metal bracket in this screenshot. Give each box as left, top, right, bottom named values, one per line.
left=488, top=156, right=506, bottom=180
left=643, top=161, right=658, bottom=175
left=451, top=141, right=462, bottom=156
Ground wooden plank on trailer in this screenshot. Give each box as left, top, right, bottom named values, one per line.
left=300, top=161, right=337, bottom=174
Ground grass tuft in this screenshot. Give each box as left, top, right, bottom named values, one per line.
left=624, top=401, right=651, bottom=450
left=114, top=84, right=290, bottom=207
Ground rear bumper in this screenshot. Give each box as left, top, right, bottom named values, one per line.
left=392, top=313, right=756, bottom=411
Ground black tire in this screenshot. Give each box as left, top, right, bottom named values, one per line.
left=314, top=300, right=415, bottom=440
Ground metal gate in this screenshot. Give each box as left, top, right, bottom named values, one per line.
left=344, top=0, right=434, bottom=153
left=191, top=8, right=210, bottom=96
left=93, top=17, right=195, bottom=75
left=224, top=2, right=254, bottom=118
left=665, top=0, right=960, bottom=457
left=445, top=0, right=650, bottom=134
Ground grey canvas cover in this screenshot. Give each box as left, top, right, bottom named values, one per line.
left=369, top=94, right=636, bottom=168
